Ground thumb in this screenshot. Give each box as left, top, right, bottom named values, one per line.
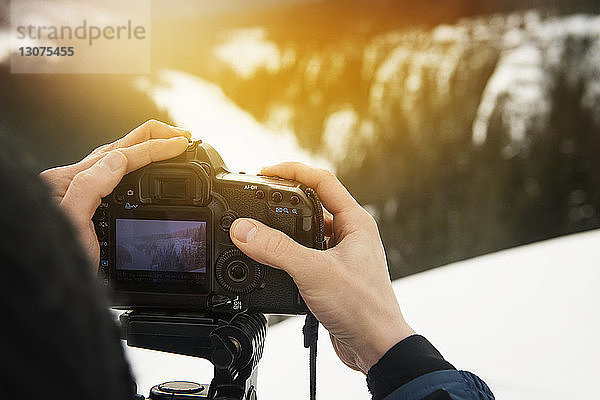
left=229, top=218, right=322, bottom=280
left=61, top=150, right=128, bottom=223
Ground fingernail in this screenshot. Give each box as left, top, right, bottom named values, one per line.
left=176, top=127, right=192, bottom=138
left=171, top=136, right=190, bottom=145
left=232, top=219, right=257, bottom=243
left=100, top=151, right=125, bottom=172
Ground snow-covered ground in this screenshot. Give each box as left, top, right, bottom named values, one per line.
left=126, top=229, right=600, bottom=399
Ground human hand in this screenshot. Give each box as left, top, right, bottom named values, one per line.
left=229, top=162, right=414, bottom=373
left=40, top=120, right=192, bottom=269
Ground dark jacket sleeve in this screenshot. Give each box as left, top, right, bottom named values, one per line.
left=367, top=335, right=494, bottom=400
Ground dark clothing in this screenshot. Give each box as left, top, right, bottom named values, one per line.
left=367, top=335, right=494, bottom=400
left=367, top=335, right=456, bottom=399
left=380, top=370, right=494, bottom=400
left=0, top=135, right=135, bottom=400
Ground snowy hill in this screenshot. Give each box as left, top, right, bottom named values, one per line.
left=125, top=230, right=600, bottom=399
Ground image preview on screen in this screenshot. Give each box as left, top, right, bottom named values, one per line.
left=115, top=219, right=207, bottom=273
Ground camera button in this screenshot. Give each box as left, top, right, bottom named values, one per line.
left=271, top=191, right=283, bottom=202
left=227, top=261, right=249, bottom=283
left=220, top=211, right=238, bottom=231
left=290, top=195, right=300, bottom=205
left=94, top=209, right=107, bottom=221
left=255, top=189, right=265, bottom=199
left=220, top=216, right=233, bottom=230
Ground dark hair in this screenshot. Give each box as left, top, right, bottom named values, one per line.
left=0, top=133, right=135, bottom=400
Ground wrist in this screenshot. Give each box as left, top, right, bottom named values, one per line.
left=358, top=316, right=415, bottom=373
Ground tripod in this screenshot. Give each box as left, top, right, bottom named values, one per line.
left=120, top=311, right=267, bottom=400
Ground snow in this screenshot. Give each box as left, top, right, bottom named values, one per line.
left=354, top=12, right=600, bottom=155
left=472, top=43, right=551, bottom=147
left=125, top=229, right=600, bottom=399
left=472, top=13, right=600, bottom=148
left=322, top=108, right=359, bottom=165
left=214, top=28, right=282, bottom=78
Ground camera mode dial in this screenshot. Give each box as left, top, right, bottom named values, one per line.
left=216, top=249, right=263, bottom=294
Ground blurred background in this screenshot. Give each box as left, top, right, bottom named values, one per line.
left=1, top=0, right=599, bottom=279
left=1, top=0, right=599, bottom=398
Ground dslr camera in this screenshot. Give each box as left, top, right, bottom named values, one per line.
left=93, top=141, right=325, bottom=314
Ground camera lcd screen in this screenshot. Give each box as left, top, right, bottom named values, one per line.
left=114, top=218, right=208, bottom=291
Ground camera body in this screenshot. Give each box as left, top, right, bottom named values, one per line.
left=93, top=141, right=324, bottom=314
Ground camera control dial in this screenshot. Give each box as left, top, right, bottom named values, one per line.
left=215, top=249, right=264, bottom=294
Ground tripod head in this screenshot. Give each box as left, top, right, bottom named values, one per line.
left=120, top=311, right=267, bottom=400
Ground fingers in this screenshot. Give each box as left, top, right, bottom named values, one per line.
left=95, top=119, right=192, bottom=154
left=229, top=218, right=324, bottom=281
left=61, top=151, right=128, bottom=223
left=72, top=120, right=191, bottom=174
left=261, top=162, right=361, bottom=216
left=119, top=136, right=190, bottom=173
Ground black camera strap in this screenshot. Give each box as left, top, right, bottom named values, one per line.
left=302, top=187, right=326, bottom=400
left=303, top=313, right=319, bottom=400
